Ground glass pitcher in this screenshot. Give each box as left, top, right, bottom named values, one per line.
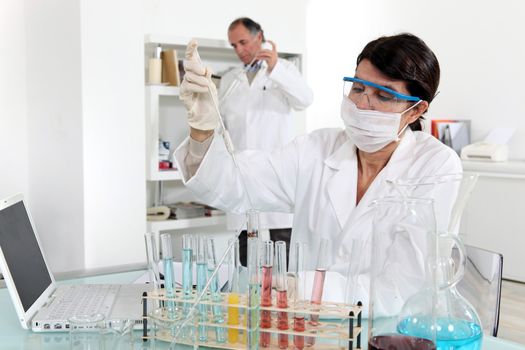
left=397, top=235, right=482, bottom=350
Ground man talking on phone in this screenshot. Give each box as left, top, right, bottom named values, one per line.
left=216, top=17, right=313, bottom=265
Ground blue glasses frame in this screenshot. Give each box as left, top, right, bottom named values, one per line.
left=343, top=77, right=421, bottom=102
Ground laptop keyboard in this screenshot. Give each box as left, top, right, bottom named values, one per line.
left=46, top=284, right=119, bottom=320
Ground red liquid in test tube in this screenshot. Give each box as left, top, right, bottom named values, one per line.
left=260, top=241, right=274, bottom=348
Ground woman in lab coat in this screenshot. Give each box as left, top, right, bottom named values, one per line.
left=176, top=33, right=461, bottom=307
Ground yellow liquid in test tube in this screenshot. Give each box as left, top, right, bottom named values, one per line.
left=227, top=293, right=240, bottom=343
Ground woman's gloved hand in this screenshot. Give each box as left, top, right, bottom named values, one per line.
left=179, top=40, right=219, bottom=131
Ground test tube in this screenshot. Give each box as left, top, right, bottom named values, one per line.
left=247, top=237, right=260, bottom=350
left=292, top=242, right=306, bottom=350
left=275, top=241, right=289, bottom=349
left=160, top=234, right=176, bottom=323
left=144, top=232, right=161, bottom=292
left=196, top=235, right=208, bottom=342
left=227, top=238, right=241, bottom=343
left=306, top=238, right=329, bottom=346
left=260, top=240, right=274, bottom=347
left=246, top=210, right=259, bottom=238
left=207, top=238, right=227, bottom=343
left=182, top=234, right=193, bottom=300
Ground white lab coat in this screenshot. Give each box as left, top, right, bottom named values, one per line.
left=174, top=128, right=462, bottom=310
left=218, top=58, right=313, bottom=231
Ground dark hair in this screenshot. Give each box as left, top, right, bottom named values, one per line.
left=356, top=33, right=440, bottom=131
left=228, top=17, right=265, bottom=42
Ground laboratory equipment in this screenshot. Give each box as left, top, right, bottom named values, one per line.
left=207, top=237, right=227, bottom=343
left=386, top=173, right=478, bottom=233
left=160, top=234, right=176, bottom=323
left=227, top=238, right=241, bottom=343
left=306, top=238, right=329, bottom=346
left=260, top=240, right=274, bottom=347
left=246, top=209, right=260, bottom=238
left=275, top=241, right=289, bottom=349
left=368, top=196, right=468, bottom=350
left=143, top=234, right=364, bottom=350
left=397, top=253, right=483, bottom=350
left=196, top=235, right=208, bottom=342
left=144, top=232, right=161, bottom=292
left=182, top=234, right=193, bottom=300
left=292, top=242, right=306, bottom=350
left=247, top=237, right=261, bottom=350
left=68, top=313, right=106, bottom=350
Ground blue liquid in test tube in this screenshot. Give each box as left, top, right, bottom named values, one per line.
left=196, top=236, right=208, bottom=342
left=160, top=234, right=177, bottom=334
left=182, top=234, right=193, bottom=300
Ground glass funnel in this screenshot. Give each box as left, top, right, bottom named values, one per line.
left=386, top=173, right=478, bottom=234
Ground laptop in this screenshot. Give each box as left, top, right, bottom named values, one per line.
left=0, top=193, right=150, bottom=332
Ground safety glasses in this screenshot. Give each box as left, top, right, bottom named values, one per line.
left=343, top=76, right=421, bottom=111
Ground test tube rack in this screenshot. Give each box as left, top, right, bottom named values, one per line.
left=142, top=288, right=362, bottom=350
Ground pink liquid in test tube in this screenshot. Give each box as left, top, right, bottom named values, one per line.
left=294, top=316, right=305, bottom=349
left=260, top=242, right=274, bottom=348
left=309, top=268, right=326, bottom=325
left=277, top=290, right=289, bottom=348
left=307, top=239, right=329, bottom=347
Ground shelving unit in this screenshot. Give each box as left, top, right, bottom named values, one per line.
left=147, top=216, right=226, bottom=233
left=144, top=34, right=305, bottom=238
left=144, top=35, right=238, bottom=237
left=145, top=85, right=181, bottom=182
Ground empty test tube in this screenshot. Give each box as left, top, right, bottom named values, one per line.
left=247, top=237, right=260, bottom=350
left=292, top=242, right=306, bottom=350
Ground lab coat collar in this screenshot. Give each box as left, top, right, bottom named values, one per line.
left=324, top=133, right=356, bottom=170
left=324, top=133, right=359, bottom=229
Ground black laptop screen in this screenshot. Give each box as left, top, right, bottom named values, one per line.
left=0, top=201, right=52, bottom=311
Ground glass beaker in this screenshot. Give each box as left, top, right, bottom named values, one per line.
left=368, top=197, right=439, bottom=350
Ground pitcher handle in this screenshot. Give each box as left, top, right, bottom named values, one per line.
left=438, top=233, right=466, bottom=289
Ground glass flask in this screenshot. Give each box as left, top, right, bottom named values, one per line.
left=397, top=249, right=483, bottom=350
left=368, top=197, right=438, bottom=350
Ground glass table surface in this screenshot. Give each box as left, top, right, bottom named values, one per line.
left=0, top=270, right=523, bottom=350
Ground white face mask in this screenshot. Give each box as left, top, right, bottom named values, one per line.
left=340, top=97, right=421, bottom=153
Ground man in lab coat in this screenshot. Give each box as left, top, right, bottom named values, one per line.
left=219, top=17, right=313, bottom=265
left=177, top=33, right=461, bottom=310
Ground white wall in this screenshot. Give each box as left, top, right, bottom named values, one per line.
left=306, top=0, right=525, bottom=160
left=0, top=1, right=28, bottom=199
left=80, top=0, right=146, bottom=269
left=143, top=0, right=308, bottom=54
left=24, top=0, right=85, bottom=272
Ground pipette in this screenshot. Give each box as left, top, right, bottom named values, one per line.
left=186, top=40, right=256, bottom=209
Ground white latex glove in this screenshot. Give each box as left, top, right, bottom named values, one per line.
left=179, top=40, right=219, bottom=131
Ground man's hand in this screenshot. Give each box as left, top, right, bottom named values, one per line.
left=256, top=40, right=278, bottom=73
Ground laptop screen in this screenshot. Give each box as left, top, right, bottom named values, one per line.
left=0, top=201, right=52, bottom=311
